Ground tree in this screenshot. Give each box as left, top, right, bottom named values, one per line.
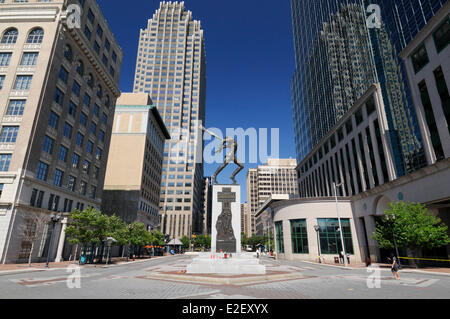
left=17, top=211, right=50, bottom=267
left=65, top=207, right=104, bottom=262
left=246, top=235, right=265, bottom=251
left=180, top=235, right=190, bottom=250
left=128, top=222, right=153, bottom=257
left=373, top=201, right=449, bottom=256
left=205, top=234, right=211, bottom=249
left=151, top=229, right=166, bottom=246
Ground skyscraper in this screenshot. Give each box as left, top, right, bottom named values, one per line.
left=133, top=2, right=206, bottom=239
left=290, top=0, right=447, bottom=179
left=246, top=159, right=299, bottom=236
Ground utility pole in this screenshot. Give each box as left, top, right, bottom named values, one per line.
left=333, top=183, right=347, bottom=267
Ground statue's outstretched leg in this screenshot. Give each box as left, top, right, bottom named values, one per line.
left=213, top=161, right=228, bottom=184
left=230, top=159, right=244, bottom=184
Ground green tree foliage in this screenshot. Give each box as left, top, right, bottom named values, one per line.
left=244, top=235, right=265, bottom=250
left=373, top=201, right=450, bottom=250
left=151, top=229, right=166, bottom=246
left=129, top=222, right=153, bottom=247
left=181, top=235, right=190, bottom=249
left=65, top=207, right=105, bottom=246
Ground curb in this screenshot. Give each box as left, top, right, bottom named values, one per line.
left=0, top=267, right=63, bottom=277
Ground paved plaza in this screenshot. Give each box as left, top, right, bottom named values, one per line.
left=0, top=255, right=449, bottom=299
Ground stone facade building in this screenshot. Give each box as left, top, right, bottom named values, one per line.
left=0, top=0, right=122, bottom=263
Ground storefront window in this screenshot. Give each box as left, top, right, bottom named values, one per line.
left=317, top=218, right=354, bottom=254
left=290, top=219, right=309, bottom=254
left=275, top=221, right=284, bottom=253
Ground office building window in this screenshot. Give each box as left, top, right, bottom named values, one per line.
left=58, top=66, right=69, bottom=83
left=0, top=154, right=12, bottom=171
left=58, top=145, right=68, bottom=162
left=71, top=153, right=80, bottom=169
left=36, top=161, right=49, bottom=181
left=42, top=135, right=54, bottom=154
left=418, top=80, right=445, bottom=161
left=411, top=44, right=429, bottom=73
left=433, top=17, right=449, bottom=52
left=20, top=52, right=39, bottom=66
left=76, top=132, right=84, bottom=147
left=6, top=100, right=26, bottom=116
left=0, top=126, right=19, bottom=143
left=317, top=218, right=354, bottom=254
left=1, top=28, right=18, bottom=44
left=0, top=52, right=12, bottom=66
left=54, top=87, right=64, bottom=105
left=67, top=176, right=76, bottom=192
left=30, top=188, right=38, bottom=207
left=53, top=169, right=63, bottom=187
left=275, top=221, right=284, bottom=254
left=290, top=219, right=308, bottom=254
left=14, top=75, right=33, bottom=90
left=27, top=28, right=44, bottom=44
left=433, top=66, right=450, bottom=136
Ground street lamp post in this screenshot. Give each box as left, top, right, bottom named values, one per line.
left=314, top=225, right=321, bottom=263
left=46, top=214, right=61, bottom=268
left=387, top=214, right=401, bottom=267
left=333, top=182, right=348, bottom=267
left=127, top=224, right=134, bottom=262
left=105, top=237, right=116, bottom=265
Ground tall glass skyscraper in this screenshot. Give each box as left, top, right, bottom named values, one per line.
left=290, top=0, right=447, bottom=177
left=133, top=2, right=206, bottom=238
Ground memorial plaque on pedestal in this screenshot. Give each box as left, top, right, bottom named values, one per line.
left=211, top=185, right=241, bottom=254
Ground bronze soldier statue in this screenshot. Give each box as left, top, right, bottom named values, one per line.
left=203, top=127, right=244, bottom=185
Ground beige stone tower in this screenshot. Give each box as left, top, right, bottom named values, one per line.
left=102, top=93, right=170, bottom=230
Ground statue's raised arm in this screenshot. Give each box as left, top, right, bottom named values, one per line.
left=201, top=125, right=224, bottom=142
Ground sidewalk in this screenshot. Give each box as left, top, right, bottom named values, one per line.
left=0, top=256, right=170, bottom=276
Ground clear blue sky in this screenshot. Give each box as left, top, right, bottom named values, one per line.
left=97, top=0, right=297, bottom=202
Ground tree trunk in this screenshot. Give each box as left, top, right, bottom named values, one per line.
left=73, top=244, right=79, bottom=263
left=28, top=242, right=35, bottom=267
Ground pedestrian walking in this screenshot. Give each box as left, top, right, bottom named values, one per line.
left=339, top=250, right=344, bottom=264
left=391, top=255, right=400, bottom=280
left=346, top=253, right=350, bottom=264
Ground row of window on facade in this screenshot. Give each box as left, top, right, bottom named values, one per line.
left=418, top=64, right=450, bottom=164
left=30, top=187, right=89, bottom=214
left=78, top=0, right=118, bottom=78
left=62, top=44, right=112, bottom=106
left=0, top=28, right=43, bottom=45
left=410, top=16, right=449, bottom=74
left=274, top=219, right=354, bottom=255
left=35, top=161, right=97, bottom=200
left=299, top=116, right=390, bottom=199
